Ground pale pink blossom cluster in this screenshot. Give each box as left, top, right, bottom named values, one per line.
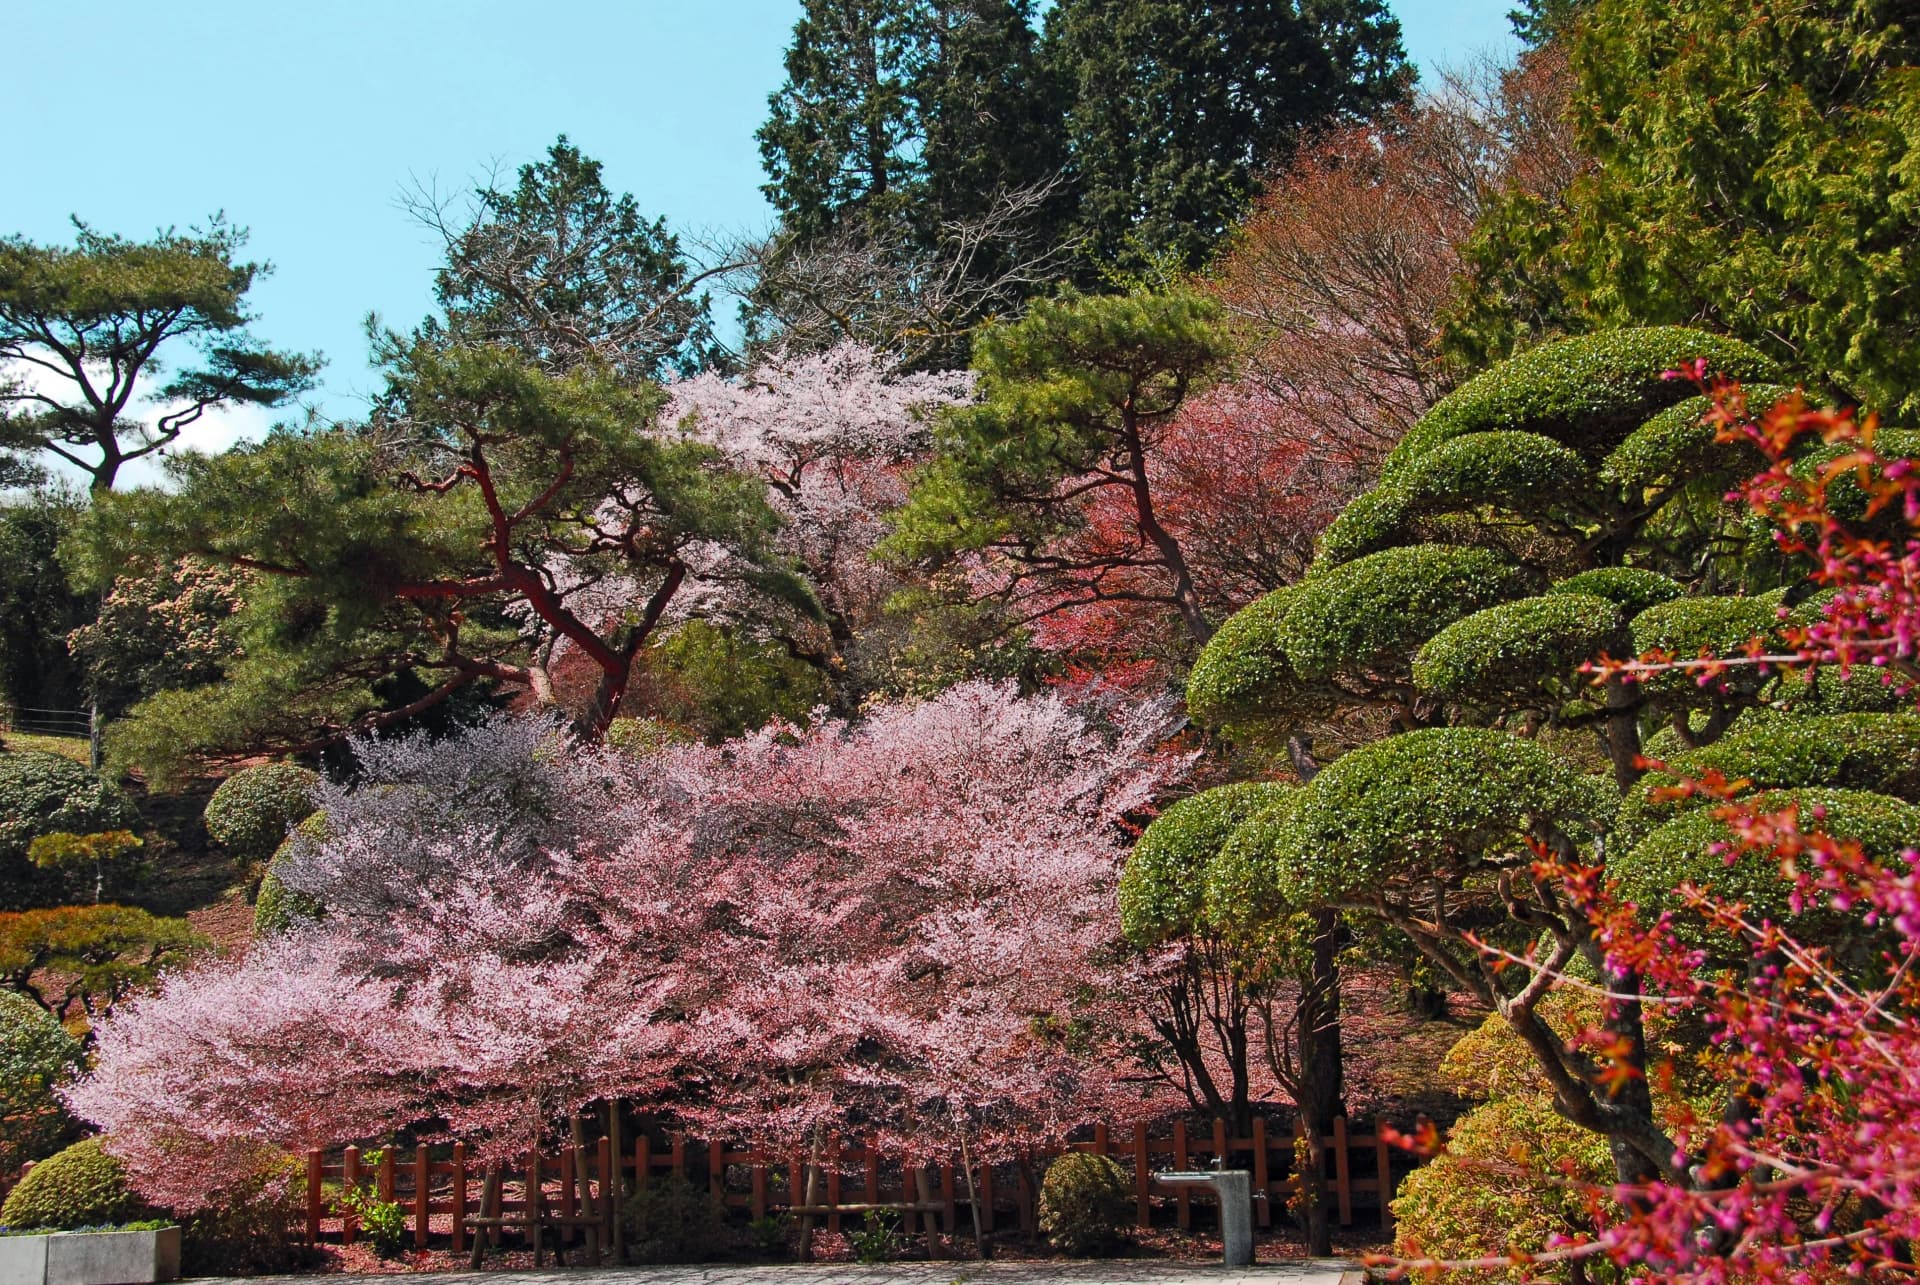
left=66, top=683, right=1188, bottom=1209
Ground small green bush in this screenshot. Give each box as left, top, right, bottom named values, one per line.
left=337, top=1184, right=407, bottom=1257
left=0, top=992, right=84, bottom=1181
left=620, top=1175, right=726, bottom=1264
left=1391, top=1095, right=1616, bottom=1285
left=252, top=813, right=328, bottom=939
left=0, top=753, right=138, bottom=910
left=0, top=1138, right=143, bottom=1231
left=1038, top=1152, right=1132, bottom=1256
left=203, top=763, right=320, bottom=863
left=848, top=1209, right=903, bottom=1263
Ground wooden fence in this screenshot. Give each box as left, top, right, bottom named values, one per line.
left=303, top=1115, right=1408, bottom=1253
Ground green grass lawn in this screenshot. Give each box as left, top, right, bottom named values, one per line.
left=1, top=731, right=92, bottom=764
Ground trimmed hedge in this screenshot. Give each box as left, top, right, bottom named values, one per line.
left=251, top=812, right=329, bottom=939
left=1613, top=788, right=1920, bottom=952
left=1413, top=594, right=1626, bottom=704
left=1391, top=1094, right=1615, bottom=1285
left=1547, top=567, right=1686, bottom=620
left=0, top=1137, right=142, bottom=1231
left=1272, top=728, right=1615, bottom=904
left=1122, top=782, right=1292, bottom=944
left=1383, top=328, right=1777, bottom=477
left=1204, top=792, right=1305, bottom=936
left=203, top=762, right=320, bottom=863
left=1280, top=545, right=1528, bottom=684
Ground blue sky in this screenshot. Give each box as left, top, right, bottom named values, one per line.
left=7, top=0, right=1516, bottom=473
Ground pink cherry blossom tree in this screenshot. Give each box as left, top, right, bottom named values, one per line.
left=67, top=683, right=1188, bottom=1214
left=663, top=343, right=974, bottom=697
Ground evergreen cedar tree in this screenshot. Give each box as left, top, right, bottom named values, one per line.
left=66, top=685, right=1196, bottom=1213
left=0, top=220, right=318, bottom=494
left=758, top=0, right=1413, bottom=280
left=1184, top=320, right=1920, bottom=1271
left=1445, top=0, right=1920, bottom=420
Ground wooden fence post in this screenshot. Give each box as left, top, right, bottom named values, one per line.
left=1172, top=1121, right=1191, bottom=1229
left=1376, top=1122, right=1395, bottom=1232
left=826, top=1137, right=842, bottom=1234
left=598, top=1135, right=614, bottom=1255
left=341, top=1146, right=360, bottom=1246
left=414, top=1146, right=431, bottom=1248
left=1093, top=1122, right=1109, bottom=1156
left=560, top=1145, right=577, bottom=1247
left=305, top=1150, right=324, bottom=1245
left=1133, top=1119, right=1151, bottom=1229
left=864, top=1136, right=880, bottom=1208
left=526, top=1149, right=543, bottom=1267
left=378, top=1145, right=396, bottom=1205
left=451, top=1143, right=468, bottom=1255
left=1252, top=1118, right=1271, bottom=1229
left=1333, top=1116, right=1353, bottom=1227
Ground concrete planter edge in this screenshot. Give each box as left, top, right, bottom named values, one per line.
left=1, top=1227, right=180, bottom=1285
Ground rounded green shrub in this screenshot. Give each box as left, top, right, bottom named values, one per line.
left=1599, top=387, right=1790, bottom=491
left=1793, top=428, right=1920, bottom=523
left=1391, top=1094, right=1615, bottom=1285
left=0, top=753, right=139, bottom=911
left=1185, top=587, right=1330, bottom=734
left=1273, top=728, right=1615, bottom=904
left=1628, top=591, right=1788, bottom=708
left=1547, top=568, right=1686, bottom=620
left=1122, top=782, right=1291, bottom=944
left=1205, top=792, right=1305, bottom=932
left=1318, top=433, right=1593, bottom=568
left=203, top=762, right=320, bottom=863
left=1413, top=594, right=1625, bottom=704
left=1312, top=484, right=1416, bottom=567
left=1280, top=545, right=1528, bottom=684
left=1037, top=1152, right=1132, bottom=1256
left=1613, top=788, right=1920, bottom=954
left=0, top=992, right=84, bottom=1179
left=0, top=1137, right=143, bottom=1230
left=251, top=813, right=329, bottom=939
left=620, top=1174, right=726, bottom=1263
left=1383, top=328, right=1777, bottom=476
left=1617, top=713, right=1920, bottom=846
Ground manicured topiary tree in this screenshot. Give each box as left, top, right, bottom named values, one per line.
left=203, top=762, right=320, bottom=864
left=1182, top=325, right=1920, bottom=1203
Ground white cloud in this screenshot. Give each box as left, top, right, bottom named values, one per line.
left=5, top=359, right=290, bottom=492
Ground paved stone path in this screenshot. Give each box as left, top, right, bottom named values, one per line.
left=197, top=1260, right=1356, bottom=1285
